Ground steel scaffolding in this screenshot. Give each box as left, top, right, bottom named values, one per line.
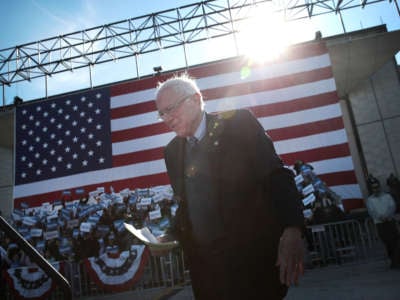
left=0, top=0, right=395, bottom=88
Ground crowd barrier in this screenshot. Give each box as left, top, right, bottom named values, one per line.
left=306, top=218, right=386, bottom=266
left=1, top=218, right=388, bottom=299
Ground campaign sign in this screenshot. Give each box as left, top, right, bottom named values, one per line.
left=140, top=197, right=152, bottom=206
left=149, top=209, right=162, bottom=220
left=44, top=230, right=59, bottom=240
left=302, top=184, right=315, bottom=196
left=302, top=193, right=316, bottom=206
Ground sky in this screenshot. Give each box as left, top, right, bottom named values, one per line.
left=0, top=0, right=399, bottom=104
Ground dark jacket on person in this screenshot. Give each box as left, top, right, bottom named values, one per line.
left=164, top=109, right=304, bottom=299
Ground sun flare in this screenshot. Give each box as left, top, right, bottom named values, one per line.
left=236, top=5, right=313, bottom=64
left=237, top=8, right=290, bottom=63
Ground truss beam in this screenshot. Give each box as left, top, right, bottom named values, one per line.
left=0, top=0, right=392, bottom=85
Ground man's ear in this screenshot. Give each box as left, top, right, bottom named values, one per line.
left=192, top=92, right=202, bottom=104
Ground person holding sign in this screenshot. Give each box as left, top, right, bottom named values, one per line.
left=155, top=74, right=305, bottom=299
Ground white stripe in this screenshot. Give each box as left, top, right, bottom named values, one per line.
left=109, top=53, right=331, bottom=109
left=205, top=79, right=336, bottom=113
left=306, top=157, right=355, bottom=175
left=330, top=184, right=363, bottom=199
left=112, top=131, right=175, bottom=155
left=197, top=54, right=331, bottom=90
left=14, top=159, right=167, bottom=198
left=111, top=111, right=161, bottom=132
left=275, top=129, right=348, bottom=155
left=111, top=88, right=157, bottom=109
left=111, top=78, right=336, bottom=132
left=260, top=103, right=342, bottom=130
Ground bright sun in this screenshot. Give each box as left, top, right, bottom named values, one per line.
left=236, top=4, right=313, bottom=63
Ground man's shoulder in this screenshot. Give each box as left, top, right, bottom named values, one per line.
left=210, top=108, right=255, bottom=124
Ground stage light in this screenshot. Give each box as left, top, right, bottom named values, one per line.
left=14, top=96, right=23, bottom=106
left=153, top=66, right=162, bottom=74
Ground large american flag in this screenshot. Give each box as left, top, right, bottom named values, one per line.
left=14, top=41, right=363, bottom=210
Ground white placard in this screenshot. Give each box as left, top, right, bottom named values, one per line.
left=53, top=205, right=63, bottom=211
left=140, top=197, right=152, bottom=206
left=302, top=184, right=315, bottom=196
left=171, top=204, right=178, bottom=217
left=153, top=193, right=164, bottom=203
left=149, top=209, right=162, bottom=220
left=97, top=187, right=105, bottom=193
left=80, top=222, right=92, bottom=232
left=295, top=174, right=304, bottom=185
left=302, top=193, right=316, bottom=206
left=119, top=188, right=130, bottom=198
left=22, top=217, right=37, bottom=226
left=46, top=214, right=58, bottom=223
left=30, top=228, right=43, bottom=237
left=114, top=195, right=124, bottom=203
left=44, top=230, right=59, bottom=240
left=66, top=219, right=79, bottom=229
left=89, top=190, right=100, bottom=198
left=302, top=209, right=313, bottom=219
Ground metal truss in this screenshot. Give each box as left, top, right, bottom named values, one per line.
left=0, top=0, right=394, bottom=86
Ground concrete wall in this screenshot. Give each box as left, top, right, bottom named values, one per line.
left=0, top=146, right=13, bottom=217
left=348, top=58, right=400, bottom=192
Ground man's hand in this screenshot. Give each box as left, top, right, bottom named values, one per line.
left=276, top=226, right=304, bottom=286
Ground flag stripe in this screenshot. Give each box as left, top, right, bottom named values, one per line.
left=110, top=91, right=339, bottom=143
left=280, top=143, right=351, bottom=165
left=109, top=42, right=330, bottom=97
left=110, top=78, right=337, bottom=132
left=319, top=170, right=358, bottom=186
left=110, top=66, right=333, bottom=120
left=267, top=117, right=344, bottom=142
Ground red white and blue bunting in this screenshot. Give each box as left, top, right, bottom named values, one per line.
left=5, top=262, right=63, bottom=300
left=85, top=245, right=149, bottom=292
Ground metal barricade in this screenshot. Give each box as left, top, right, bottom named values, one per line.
left=306, top=219, right=368, bottom=265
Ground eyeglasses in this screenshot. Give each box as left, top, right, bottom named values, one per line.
left=157, top=94, right=193, bottom=120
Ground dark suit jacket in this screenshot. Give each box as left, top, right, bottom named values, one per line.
left=164, top=109, right=303, bottom=298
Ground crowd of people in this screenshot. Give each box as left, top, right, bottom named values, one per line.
left=294, top=160, right=346, bottom=225
left=0, top=185, right=176, bottom=272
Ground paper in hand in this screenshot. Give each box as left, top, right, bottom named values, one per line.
left=124, top=223, right=179, bottom=251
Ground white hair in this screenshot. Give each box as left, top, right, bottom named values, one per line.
left=156, top=73, right=204, bottom=108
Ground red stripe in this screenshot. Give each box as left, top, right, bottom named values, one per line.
left=267, top=117, right=344, bottom=142
left=111, top=92, right=339, bottom=143
left=111, top=100, right=158, bottom=120
left=342, top=198, right=365, bottom=211
left=280, top=143, right=351, bottom=166
left=319, top=171, right=359, bottom=186
left=14, top=173, right=170, bottom=209
left=113, top=147, right=164, bottom=167
left=111, top=67, right=333, bottom=119
left=112, top=122, right=169, bottom=143
left=110, top=42, right=328, bottom=97
left=251, top=91, right=338, bottom=119
left=202, top=67, right=333, bottom=101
